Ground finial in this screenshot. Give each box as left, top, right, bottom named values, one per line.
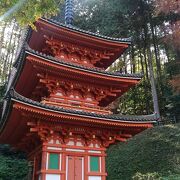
left=65, top=0, right=74, bottom=25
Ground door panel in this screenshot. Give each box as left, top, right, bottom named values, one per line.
left=75, top=157, right=83, bottom=180
left=67, top=156, right=75, bottom=180
left=67, top=156, right=84, bottom=180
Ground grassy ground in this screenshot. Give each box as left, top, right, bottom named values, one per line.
left=106, top=123, right=180, bottom=180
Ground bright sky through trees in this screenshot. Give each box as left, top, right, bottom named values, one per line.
left=0, top=0, right=63, bottom=27
left=0, top=0, right=27, bottom=22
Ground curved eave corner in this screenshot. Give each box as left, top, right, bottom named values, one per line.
left=0, top=96, right=13, bottom=134
left=4, top=27, right=33, bottom=97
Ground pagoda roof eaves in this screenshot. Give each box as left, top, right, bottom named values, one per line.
left=4, top=47, right=142, bottom=105
left=40, top=18, right=132, bottom=45
left=25, top=47, right=143, bottom=80
left=0, top=97, right=13, bottom=134
left=13, top=28, right=32, bottom=68
left=3, top=90, right=158, bottom=124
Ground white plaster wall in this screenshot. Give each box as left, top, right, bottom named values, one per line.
left=46, top=174, right=60, bottom=180
left=88, top=176, right=101, bottom=180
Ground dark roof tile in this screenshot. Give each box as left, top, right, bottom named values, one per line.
left=11, top=91, right=157, bottom=123
left=41, top=18, right=132, bottom=44
left=25, top=46, right=143, bottom=79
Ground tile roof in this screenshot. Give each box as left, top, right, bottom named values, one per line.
left=8, top=90, right=158, bottom=123
left=13, top=27, right=32, bottom=68
left=25, top=46, right=143, bottom=79
left=41, top=18, right=132, bottom=44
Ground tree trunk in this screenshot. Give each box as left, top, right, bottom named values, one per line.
left=131, top=46, right=136, bottom=73
left=147, top=46, right=161, bottom=119
left=150, top=21, right=162, bottom=78
left=2, top=21, right=16, bottom=82
left=139, top=49, right=145, bottom=75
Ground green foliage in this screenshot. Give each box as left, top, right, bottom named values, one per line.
left=162, top=174, right=180, bottom=180
left=0, top=84, right=6, bottom=101
left=74, top=0, right=130, bottom=37
left=132, top=172, right=180, bottom=180
left=162, top=82, right=180, bottom=120
left=75, top=0, right=179, bottom=121
left=0, top=144, right=29, bottom=180
left=0, top=0, right=63, bottom=27
left=116, top=79, right=153, bottom=115
left=166, top=61, right=180, bottom=77
left=132, top=172, right=161, bottom=180
left=106, top=124, right=180, bottom=180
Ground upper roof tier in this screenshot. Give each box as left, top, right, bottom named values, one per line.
left=28, top=18, right=131, bottom=69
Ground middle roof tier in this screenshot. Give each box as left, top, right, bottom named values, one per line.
left=14, top=48, right=142, bottom=107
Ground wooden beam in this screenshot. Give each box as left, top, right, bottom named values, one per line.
left=121, top=134, right=132, bottom=138
left=27, top=122, right=36, bottom=126
left=30, top=128, right=38, bottom=132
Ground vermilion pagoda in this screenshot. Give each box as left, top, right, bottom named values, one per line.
left=0, top=18, right=158, bottom=180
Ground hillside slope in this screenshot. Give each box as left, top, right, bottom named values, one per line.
left=0, top=145, right=28, bottom=180
left=106, top=124, right=180, bottom=180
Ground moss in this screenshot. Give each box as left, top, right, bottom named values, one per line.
left=106, top=124, right=180, bottom=180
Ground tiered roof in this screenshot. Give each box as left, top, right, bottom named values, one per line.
left=0, top=90, right=157, bottom=144
left=3, top=90, right=158, bottom=124
left=0, top=18, right=158, bottom=145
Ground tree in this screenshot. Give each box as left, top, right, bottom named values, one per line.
left=73, top=0, right=179, bottom=121
left=155, top=0, right=179, bottom=54
left=154, top=0, right=180, bottom=121
left=0, top=20, right=25, bottom=83
left=0, top=0, right=63, bottom=27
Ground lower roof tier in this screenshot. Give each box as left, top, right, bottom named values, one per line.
left=0, top=90, right=157, bottom=146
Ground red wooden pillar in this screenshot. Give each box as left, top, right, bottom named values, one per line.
left=84, top=151, right=88, bottom=180
left=61, top=147, right=66, bottom=180
left=41, top=144, right=47, bottom=180
left=102, top=151, right=107, bottom=180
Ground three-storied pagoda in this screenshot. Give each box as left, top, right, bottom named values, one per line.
left=0, top=3, right=158, bottom=180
